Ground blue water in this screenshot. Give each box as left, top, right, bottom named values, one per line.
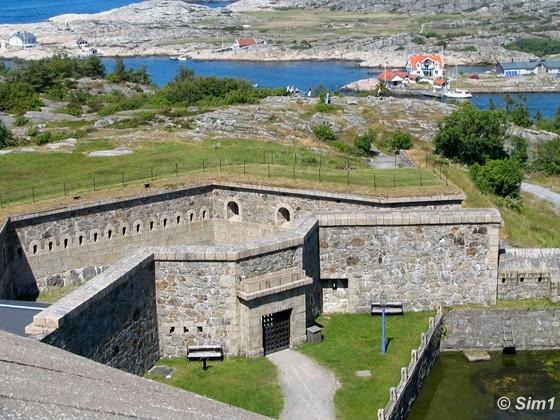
left=0, top=0, right=234, bottom=23
left=101, top=57, right=559, bottom=117
left=471, top=93, right=559, bottom=118
left=102, top=57, right=372, bottom=91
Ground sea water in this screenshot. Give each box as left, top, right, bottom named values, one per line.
left=0, top=0, right=234, bottom=24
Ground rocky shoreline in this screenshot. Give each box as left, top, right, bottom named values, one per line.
left=0, top=0, right=550, bottom=67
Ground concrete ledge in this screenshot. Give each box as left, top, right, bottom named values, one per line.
left=317, top=208, right=501, bottom=227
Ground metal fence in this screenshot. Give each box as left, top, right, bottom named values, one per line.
left=0, top=155, right=448, bottom=208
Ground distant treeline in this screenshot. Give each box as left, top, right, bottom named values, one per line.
left=0, top=56, right=285, bottom=115
left=505, top=37, right=560, bottom=56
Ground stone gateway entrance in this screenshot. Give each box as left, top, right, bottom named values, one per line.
left=262, top=309, right=291, bottom=355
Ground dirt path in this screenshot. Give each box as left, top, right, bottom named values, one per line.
left=267, top=349, right=339, bottom=420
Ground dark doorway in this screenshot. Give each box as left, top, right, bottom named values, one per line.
left=262, top=309, right=291, bottom=355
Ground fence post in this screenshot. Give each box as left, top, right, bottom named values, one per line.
left=373, top=172, right=376, bottom=189
left=347, top=170, right=350, bottom=185
left=93, top=177, right=96, bottom=192
left=63, top=181, right=67, bottom=197
left=219, top=158, right=222, bottom=173
left=294, top=153, right=297, bottom=166
left=32, top=187, right=35, bottom=203
left=203, top=159, right=205, bottom=172
left=151, top=167, right=154, bottom=182
left=320, top=155, right=322, bottom=169
left=293, top=165, right=295, bottom=180
left=319, top=167, right=321, bottom=183
left=393, top=173, right=396, bottom=188
left=271, top=152, right=274, bottom=165
left=268, top=163, right=271, bottom=178
left=445, top=168, right=448, bottom=186
left=175, top=163, right=179, bottom=177
left=122, top=172, right=125, bottom=188
left=420, top=171, right=423, bottom=186
left=243, top=160, right=246, bottom=175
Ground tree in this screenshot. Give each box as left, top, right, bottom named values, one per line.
left=391, top=131, right=413, bottom=150
left=0, top=121, right=15, bottom=149
left=110, top=57, right=127, bottom=82
left=433, top=103, right=507, bottom=165
left=470, top=158, right=524, bottom=198
left=355, top=129, right=375, bottom=155
left=510, top=136, right=528, bottom=164
left=532, top=138, right=560, bottom=175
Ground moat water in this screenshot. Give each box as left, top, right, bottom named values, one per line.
left=409, top=351, right=560, bottom=420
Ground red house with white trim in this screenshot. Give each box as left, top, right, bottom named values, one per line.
left=406, top=54, right=444, bottom=79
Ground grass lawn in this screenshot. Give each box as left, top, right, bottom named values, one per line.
left=0, top=138, right=443, bottom=207
left=298, top=312, right=434, bottom=419
left=146, top=357, right=283, bottom=418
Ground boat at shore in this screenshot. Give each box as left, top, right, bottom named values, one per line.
left=170, top=55, right=190, bottom=61
left=443, top=88, right=472, bottom=99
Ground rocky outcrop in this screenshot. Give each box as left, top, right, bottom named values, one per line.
left=228, top=0, right=553, bottom=13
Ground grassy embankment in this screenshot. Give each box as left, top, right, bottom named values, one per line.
left=0, top=138, right=446, bottom=210
left=146, top=357, right=283, bottom=418
left=298, top=312, right=434, bottom=419
left=408, top=148, right=560, bottom=248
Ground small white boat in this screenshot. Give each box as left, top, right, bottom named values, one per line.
left=170, top=55, right=190, bottom=61
left=443, top=88, right=472, bottom=99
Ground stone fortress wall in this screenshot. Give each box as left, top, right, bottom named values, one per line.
left=7, top=182, right=558, bottom=365
left=0, top=218, right=13, bottom=299
left=27, top=251, right=159, bottom=375
left=498, top=248, right=560, bottom=300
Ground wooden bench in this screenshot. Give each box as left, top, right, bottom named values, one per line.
left=371, top=302, right=404, bottom=316
left=187, top=345, right=224, bottom=370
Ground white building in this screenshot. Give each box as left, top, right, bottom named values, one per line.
left=8, top=31, right=37, bottom=49
left=406, top=53, right=444, bottom=79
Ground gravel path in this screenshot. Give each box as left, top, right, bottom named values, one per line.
left=522, top=182, right=560, bottom=208
left=268, top=349, right=339, bottom=420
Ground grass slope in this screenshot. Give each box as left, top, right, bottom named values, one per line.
left=298, top=312, right=434, bottom=419
left=146, top=357, right=283, bottom=418
left=0, top=138, right=443, bottom=206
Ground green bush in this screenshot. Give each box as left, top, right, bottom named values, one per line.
left=65, top=102, right=83, bottom=116
left=14, top=115, right=29, bottom=126
left=412, top=36, right=425, bottom=45
left=391, top=131, right=413, bottom=150
left=434, top=103, right=507, bottom=165
left=315, top=102, right=337, bottom=113
left=0, top=121, right=15, bottom=149
left=312, top=123, right=337, bottom=142
left=354, top=129, right=375, bottom=155
left=470, top=158, right=524, bottom=198
left=35, top=131, right=53, bottom=145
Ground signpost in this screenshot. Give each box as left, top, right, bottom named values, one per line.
left=380, top=292, right=387, bottom=353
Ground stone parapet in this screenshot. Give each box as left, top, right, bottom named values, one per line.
left=317, top=208, right=501, bottom=227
